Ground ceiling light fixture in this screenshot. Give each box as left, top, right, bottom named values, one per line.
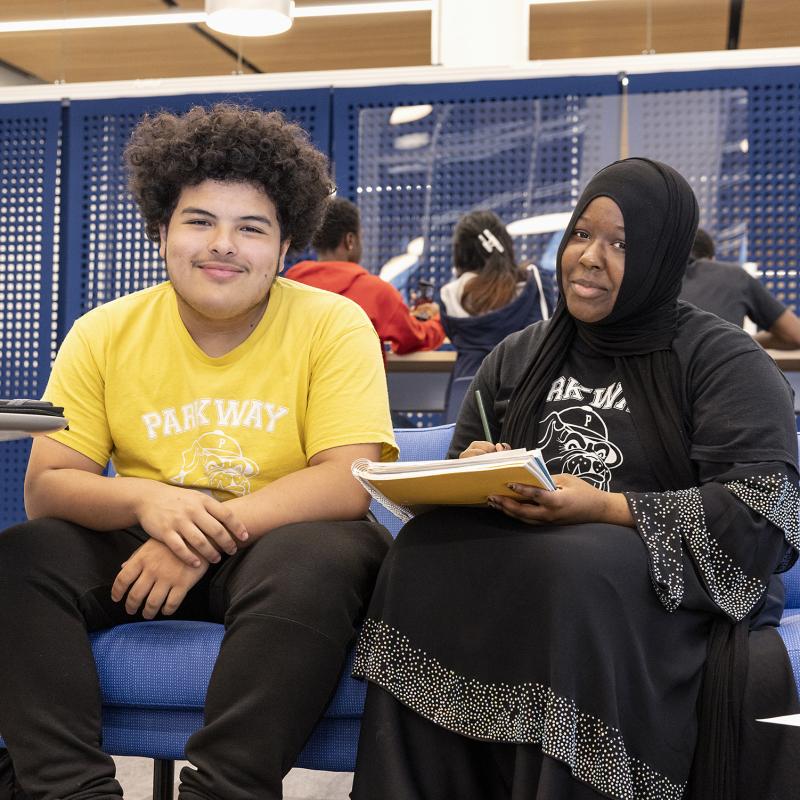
left=0, top=12, right=205, bottom=34
left=0, top=2, right=433, bottom=35
left=205, top=0, right=293, bottom=37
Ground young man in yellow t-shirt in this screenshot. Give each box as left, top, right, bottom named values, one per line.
left=0, top=104, right=397, bottom=800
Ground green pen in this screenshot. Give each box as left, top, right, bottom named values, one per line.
left=475, top=389, right=493, bottom=445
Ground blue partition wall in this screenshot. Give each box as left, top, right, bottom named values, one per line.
left=627, top=66, right=800, bottom=306
left=0, top=103, right=61, bottom=528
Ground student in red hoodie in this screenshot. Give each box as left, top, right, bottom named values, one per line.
left=285, top=198, right=445, bottom=359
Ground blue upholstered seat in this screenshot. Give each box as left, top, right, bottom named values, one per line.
left=779, top=556, right=800, bottom=692
left=91, top=621, right=367, bottom=770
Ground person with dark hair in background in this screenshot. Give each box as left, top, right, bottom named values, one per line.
left=680, top=227, right=800, bottom=349
left=285, top=197, right=445, bottom=360
left=0, top=104, right=397, bottom=800
left=352, top=159, right=800, bottom=800
left=440, top=210, right=554, bottom=381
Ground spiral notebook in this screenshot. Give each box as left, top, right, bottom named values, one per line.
left=352, top=447, right=555, bottom=522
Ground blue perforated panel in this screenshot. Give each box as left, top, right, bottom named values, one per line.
left=748, top=80, right=799, bottom=307
left=628, top=67, right=800, bottom=312
left=3, top=69, right=799, bottom=507
left=0, top=103, right=61, bottom=530
left=62, top=90, right=330, bottom=330
left=628, top=88, right=749, bottom=260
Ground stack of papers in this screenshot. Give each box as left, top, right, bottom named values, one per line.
left=0, top=399, right=68, bottom=441
left=352, top=447, right=555, bottom=521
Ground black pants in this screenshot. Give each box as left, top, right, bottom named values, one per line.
left=0, top=517, right=391, bottom=800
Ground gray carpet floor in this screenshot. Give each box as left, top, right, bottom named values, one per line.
left=113, top=757, right=352, bottom=800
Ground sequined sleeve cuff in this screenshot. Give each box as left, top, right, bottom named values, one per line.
left=624, top=488, right=696, bottom=614
left=623, top=476, right=797, bottom=620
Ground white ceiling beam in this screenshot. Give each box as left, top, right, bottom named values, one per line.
left=0, top=46, right=798, bottom=104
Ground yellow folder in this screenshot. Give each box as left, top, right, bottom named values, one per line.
left=364, top=463, right=552, bottom=507
left=352, top=449, right=555, bottom=519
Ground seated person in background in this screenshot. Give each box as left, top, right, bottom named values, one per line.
left=285, top=197, right=445, bottom=359
left=0, top=104, right=397, bottom=800
left=440, top=210, right=553, bottom=382
left=352, top=158, right=800, bottom=800
left=680, top=227, right=800, bottom=349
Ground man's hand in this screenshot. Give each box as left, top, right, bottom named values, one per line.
left=488, top=472, right=634, bottom=527
left=132, top=481, right=248, bottom=567
left=459, top=441, right=511, bottom=459
left=111, top=539, right=209, bottom=619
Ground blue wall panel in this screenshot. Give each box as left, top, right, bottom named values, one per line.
left=628, top=66, right=800, bottom=307
left=0, top=102, right=61, bottom=529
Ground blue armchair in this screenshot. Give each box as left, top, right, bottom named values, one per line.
left=3, top=423, right=800, bottom=799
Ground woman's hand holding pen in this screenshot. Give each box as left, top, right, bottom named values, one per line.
left=459, top=441, right=511, bottom=459
left=488, top=472, right=634, bottom=527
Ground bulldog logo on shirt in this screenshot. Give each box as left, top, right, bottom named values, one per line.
left=171, top=430, right=259, bottom=497
left=537, top=406, right=622, bottom=491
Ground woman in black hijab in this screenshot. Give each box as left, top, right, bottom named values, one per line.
left=352, top=158, right=800, bottom=800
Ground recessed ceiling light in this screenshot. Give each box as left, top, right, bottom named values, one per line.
left=390, top=105, right=434, bottom=125
left=394, top=132, right=431, bottom=150
left=506, top=212, right=573, bottom=236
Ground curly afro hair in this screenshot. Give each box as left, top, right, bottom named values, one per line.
left=124, top=103, right=333, bottom=251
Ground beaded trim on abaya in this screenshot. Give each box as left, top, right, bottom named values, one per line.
left=354, top=618, right=686, bottom=800
left=625, top=473, right=799, bottom=620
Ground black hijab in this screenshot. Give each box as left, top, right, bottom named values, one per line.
left=501, top=157, right=699, bottom=491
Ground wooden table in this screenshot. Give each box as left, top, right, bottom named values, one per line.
left=383, top=348, right=800, bottom=413
left=386, top=350, right=457, bottom=373
left=768, top=350, right=800, bottom=372
left=388, top=349, right=800, bottom=373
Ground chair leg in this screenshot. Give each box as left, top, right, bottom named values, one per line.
left=153, top=758, right=175, bottom=800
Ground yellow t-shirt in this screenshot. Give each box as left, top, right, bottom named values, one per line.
left=44, top=279, right=398, bottom=500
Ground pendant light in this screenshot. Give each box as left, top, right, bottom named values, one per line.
left=205, top=0, right=294, bottom=37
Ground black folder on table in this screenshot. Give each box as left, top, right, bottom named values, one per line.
left=0, top=399, right=65, bottom=417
